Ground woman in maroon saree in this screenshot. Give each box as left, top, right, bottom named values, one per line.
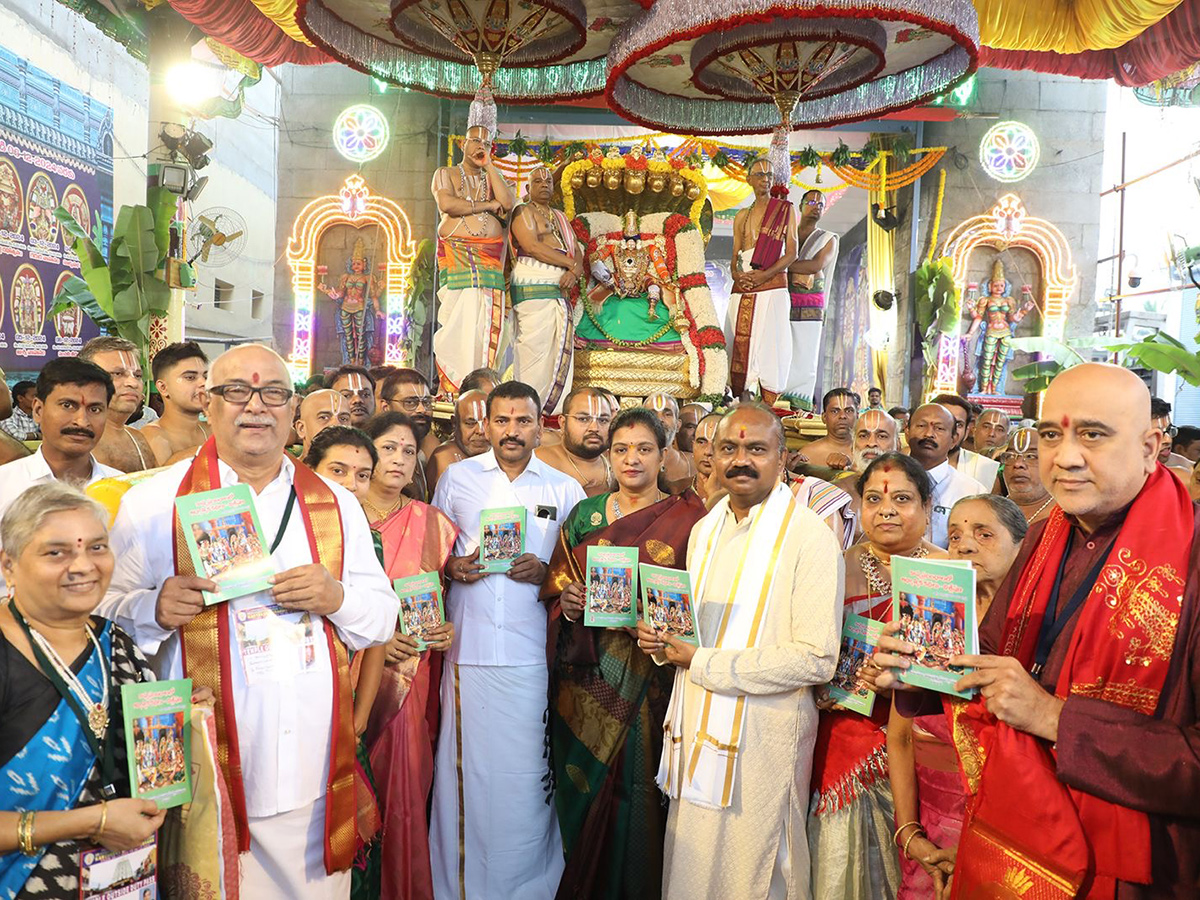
left=542, top=407, right=706, bottom=900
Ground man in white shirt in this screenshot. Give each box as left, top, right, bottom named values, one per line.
left=100, top=344, right=397, bottom=900
left=0, top=359, right=121, bottom=540
left=906, top=403, right=987, bottom=548
left=429, top=380, right=585, bottom=900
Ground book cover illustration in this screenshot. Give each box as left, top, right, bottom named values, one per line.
left=827, top=614, right=886, bottom=716
left=79, top=837, right=157, bottom=899
left=394, top=571, right=446, bottom=651
left=120, top=679, right=192, bottom=809
left=584, top=545, right=639, bottom=628
left=639, top=563, right=700, bottom=647
left=479, top=506, right=526, bottom=574
left=892, top=556, right=978, bottom=699
left=175, top=484, right=275, bottom=604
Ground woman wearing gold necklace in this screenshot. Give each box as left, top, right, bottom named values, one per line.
left=541, top=408, right=706, bottom=898
left=0, top=484, right=167, bottom=899
left=810, top=451, right=945, bottom=900
left=358, top=412, right=457, bottom=900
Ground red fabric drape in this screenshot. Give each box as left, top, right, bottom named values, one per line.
left=981, top=0, right=1200, bottom=86
left=169, top=0, right=330, bottom=67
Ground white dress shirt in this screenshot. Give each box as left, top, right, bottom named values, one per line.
left=925, top=458, right=988, bottom=549
left=0, top=448, right=120, bottom=566
left=957, top=448, right=1001, bottom=490
left=99, top=454, right=398, bottom=817
left=432, top=449, right=585, bottom=667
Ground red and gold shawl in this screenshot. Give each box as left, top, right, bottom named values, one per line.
left=173, top=438, right=358, bottom=874
left=952, top=466, right=1193, bottom=898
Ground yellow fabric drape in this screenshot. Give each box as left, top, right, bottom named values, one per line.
left=974, top=0, right=1184, bottom=52
left=246, top=0, right=314, bottom=45
left=867, top=171, right=894, bottom=393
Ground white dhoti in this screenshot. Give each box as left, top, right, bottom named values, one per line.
left=242, top=794, right=351, bottom=900
left=430, top=661, right=564, bottom=900
left=510, top=256, right=575, bottom=415
left=784, top=230, right=839, bottom=409
left=434, top=236, right=511, bottom=392
left=727, top=249, right=790, bottom=398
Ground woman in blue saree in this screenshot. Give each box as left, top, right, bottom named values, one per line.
left=0, top=484, right=165, bottom=899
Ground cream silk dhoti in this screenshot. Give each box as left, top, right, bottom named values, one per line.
left=430, top=661, right=564, bottom=900
left=727, top=249, right=791, bottom=397
left=784, top=230, right=839, bottom=408
left=434, top=235, right=510, bottom=393
left=510, top=256, right=575, bottom=415
left=242, top=795, right=351, bottom=900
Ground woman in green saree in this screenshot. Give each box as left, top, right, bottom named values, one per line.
left=542, top=406, right=707, bottom=900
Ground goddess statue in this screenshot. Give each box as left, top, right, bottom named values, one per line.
left=964, top=258, right=1035, bottom=395
left=317, top=236, right=383, bottom=367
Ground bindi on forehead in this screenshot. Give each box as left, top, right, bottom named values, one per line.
left=739, top=427, right=746, bottom=439
left=1060, top=416, right=1070, bottom=430
left=251, top=372, right=261, bottom=384
left=883, top=480, right=889, bottom=494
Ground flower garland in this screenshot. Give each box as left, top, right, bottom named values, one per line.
left=925, top=168, right=948, bottom=265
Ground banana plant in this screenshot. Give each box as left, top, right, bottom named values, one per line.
left=914, top=256, right=961, bottom=394
left=50, top=186, right=177, bottom=392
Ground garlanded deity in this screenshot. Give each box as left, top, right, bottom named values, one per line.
left=965, top=258, right=1036, bottom=395
left=318, top=236, right=383, bottom=366
left=26, top=174, right=57, bottom=243
left=590, top=210, right=676, bottom=323
left=0, top=161, right=20, bottom=233
left=12, top=267, right=44, bottom=336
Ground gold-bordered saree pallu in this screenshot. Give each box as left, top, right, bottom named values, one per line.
left=172, top=438, right=359, bottom=874
left=658, top=484, right=799, bottom=809
left=951, top=466, right=1194, bottom=899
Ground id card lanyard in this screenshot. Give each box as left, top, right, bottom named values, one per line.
left=1030, top=529, right=1115, bottom=678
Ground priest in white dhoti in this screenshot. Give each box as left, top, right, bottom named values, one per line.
left=429, top=91, right=516, bottom=393
left=100, top=344, right=399, bottom=899
left=430, top=381, right=585, bottom=899
left=638, top=404, right=843, bottom=899
left=784, top=190, right=840, bottom=410
left=727, top=159, right=797, bottom=404
left=509, top=165, right=584, bottom=415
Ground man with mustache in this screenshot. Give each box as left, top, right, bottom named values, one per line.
left=426, top=388, right=490, bottom=493
left=431, top=121, right=515, bottom=393
left=80, top=336, right=157, bottom=472
left=509, top=164, right=584, bottom=415
left=851, top=408, right=899, bottom=471
left=637, top=403, right=842, bottom=899
left=101, top=343, right=397, bottom=900
left=140, top=341, right=211, bottom=465
left=881, top=363, right=1200, bottom=897
left=429, top=380, right=584, bottom=900
left=293, top=388, right=352, bottom=459
left=326, top=364, right=376, bottom=428
left=998, top=426, right=1056, bottom=524
left=646, top=392, right=696, bottom=494
left=800, top=387, right=859, bottom=470
left=906, top=403, right=986, bottom=548
left=536, top=387, right=612, bottom=497
left=0, top=357, right=120, bottom=562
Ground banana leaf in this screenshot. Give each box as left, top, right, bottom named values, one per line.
left=50, top=274, right=117, bottom=333
left=147, top=186, right=177, bottom=265
left=1123, top=342, right=1200, bottom=386
left=55, top=206, right=106, bottom=277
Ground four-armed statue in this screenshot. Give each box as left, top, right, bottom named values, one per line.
left=963, top=258, right=1035, bottom=396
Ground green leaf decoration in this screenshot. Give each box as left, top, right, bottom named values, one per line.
left=860, top=140, right=880, bottom=165
left=508, top=131, right=529, bottom=159
left=50, top=274, right=118, bottom=334
left=797, top=145, right=822, bottom=169
left=537, top=138, right=555, bottom=163
left=830, top=140, right=852, bottom=167
left=711, top=150, right=730, bottom=169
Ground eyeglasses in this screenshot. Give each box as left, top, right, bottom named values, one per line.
left=388, top=395, right=433, bottom=411
left=999, top=451, right=1038, bottom=465
left=569, top=414, right=612, bottom=427
left=209, top=383, right=294, bottom=407
left=803, top=199, right=826, bottom=208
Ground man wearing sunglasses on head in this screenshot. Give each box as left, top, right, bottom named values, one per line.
left=100, top=343, right=398, bottom=900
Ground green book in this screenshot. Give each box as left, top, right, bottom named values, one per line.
left=175, top=484, right=275, bottom=604
left=479, top=506, right=526, bottom=574
left=394, top=571, right=445, bottom=651
left=828, top=614, right=886, bottom=716
left=584, top=545, right=639, bottom=628
left=121, top=679, right=192, bottom=809
left=892, top=556, right=978, bottom=699
left=639, top=563, right=700, bottom=647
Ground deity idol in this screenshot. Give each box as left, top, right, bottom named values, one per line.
left=0, top=162, right=20, bottom=233
left=585, top=210, right=679, bottom=334
left=317, top=237, right=383, bottom=367
left=12, top=268, right=43, bottom=336
left=965, top=259, right=1035, bottom=395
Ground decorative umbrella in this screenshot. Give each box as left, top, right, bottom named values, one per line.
left=606, top=0, right=979, bottom=135
left=297, top=0, right=637, bottom=102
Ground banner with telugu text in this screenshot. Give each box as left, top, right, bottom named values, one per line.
left=0, top=44, right=111, bottom=377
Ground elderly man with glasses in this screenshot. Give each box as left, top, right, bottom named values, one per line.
left=100, top=343, right=397, bottom=900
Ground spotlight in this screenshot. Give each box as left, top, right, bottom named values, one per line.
left=872, top=290, right=896, bottom=311
left=159, top=123, right=187, bottom=156
left=185, top=175, right=209, bottom=203
left=157, top=163, right=189, bottom=194
left=166, top=62, right=223, bottom=108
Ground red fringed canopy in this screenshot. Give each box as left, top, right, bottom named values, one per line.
left=981, top=0, right=1200, bottom=86
left=169, top=0, right=330, bottom=66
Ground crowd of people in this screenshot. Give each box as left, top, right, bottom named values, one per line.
left=1, top=339, right=1199, bottom=900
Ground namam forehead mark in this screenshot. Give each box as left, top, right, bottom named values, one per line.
left=585, top=395, right=603, bottom=418
left=118, top=350, right=140, bottom=373
left=347, top=373, right=366, bottom=393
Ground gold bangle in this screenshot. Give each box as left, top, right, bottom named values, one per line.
left=89, top=799, right=108, bottom=843
left=18, top=810, right=36, bottom=856
left=902, top=827, right=927, bottom=861
left=893, top=820, right=922, bottom=845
